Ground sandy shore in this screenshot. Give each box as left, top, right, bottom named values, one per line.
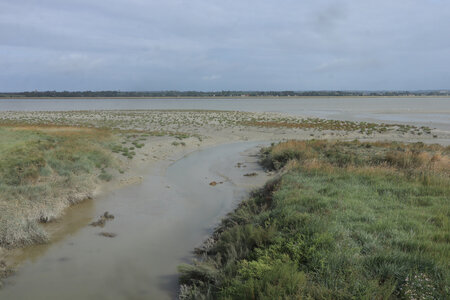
left=1, top=109, right=449, bottom=283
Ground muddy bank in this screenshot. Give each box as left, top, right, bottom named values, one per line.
left=0, top=141, right=272, bottom=299
left=1, top=108, right=449, bottom=297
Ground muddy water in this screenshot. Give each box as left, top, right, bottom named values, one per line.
left=0, top=142, right=271, bottom=300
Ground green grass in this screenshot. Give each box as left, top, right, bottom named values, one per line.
left=0, top=126, right=118, bottom=249
left=179, top=140, right=449, bottom=299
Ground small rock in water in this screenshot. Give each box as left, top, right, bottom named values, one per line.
left=90, top=218, right=106, bottom=227
left=209, top=181, right=217, bottom=186
left=235, top=162, right=247, bottom=168
left=244, top=172, right=258, bottom=177
left=103, top=211, right=115, bottom=219
left=90, top=211, right=115, bottom=227
left=99, top=232, right=117, bottom=238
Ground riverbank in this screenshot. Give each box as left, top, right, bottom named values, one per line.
left=179, top=140, right=450, bottom=299
left=0, top=124, right=218, bottom=278
left=1, top=109, right=449, bottom=293
left=0, top=141, right=273, bottom=299
left=0, top=126, right=120, bottom=247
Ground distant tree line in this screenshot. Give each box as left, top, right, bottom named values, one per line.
left=0, top=90, right=449, bottom=98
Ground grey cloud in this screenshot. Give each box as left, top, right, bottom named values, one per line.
left=0, top=0, right=449, bottom=91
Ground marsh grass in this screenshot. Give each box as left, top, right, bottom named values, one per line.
left=0, top=126, right=117, bottom=249
left=241, top=118, right=432, bottom=136
left=179, top=140, right=449, bottom=299
left=0, top=110, right=435, bottom=139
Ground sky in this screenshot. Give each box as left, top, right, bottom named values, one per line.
left=0, top=0, right=449, bottom=92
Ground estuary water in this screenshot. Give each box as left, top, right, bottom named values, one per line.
left=1, top=97, right=449, bottom=130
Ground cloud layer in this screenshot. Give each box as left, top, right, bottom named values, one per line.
left=1, top=0, right=449, bottom=91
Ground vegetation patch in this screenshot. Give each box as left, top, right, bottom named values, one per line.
left=179, top=140, right=449, bottom=299
left=241, top=118, right=432, bottom=136
left=1, top=110, right=436, bottom=139
left=0, top=126, right=118, bottom=249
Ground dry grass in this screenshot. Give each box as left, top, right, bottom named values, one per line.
left=0, top=125, right=118, bottom=249
left=264, top=139, right=450, bottom=175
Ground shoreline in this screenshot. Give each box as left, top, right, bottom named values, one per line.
left=1, top=109, right=449, bottom=290
left=0, top=139, right=273, bottom=298
left=0, top=126, right=272, bottom=282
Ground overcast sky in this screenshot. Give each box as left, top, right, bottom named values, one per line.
left=0, top=0, right=449, bottom=91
